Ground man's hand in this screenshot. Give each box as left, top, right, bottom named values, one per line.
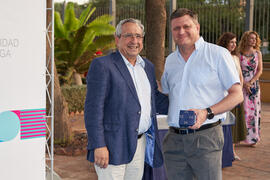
left=94, top=147, right=109, bottom=169
left=156, top=80, right=162, bottom=92
left=188, top=109, right=207, bottom=129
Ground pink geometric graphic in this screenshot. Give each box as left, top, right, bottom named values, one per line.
left=12, top=108, right=46, bottom=140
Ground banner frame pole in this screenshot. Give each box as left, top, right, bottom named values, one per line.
left=46, top=0, right=54, bottom=179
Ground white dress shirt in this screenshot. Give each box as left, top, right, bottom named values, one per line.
left=120, top=53, right=152, bottom=134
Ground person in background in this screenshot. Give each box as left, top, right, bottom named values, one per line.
left=161, top=8, right=243, bottom=180
left=84, top=18, right=168, bottom=180
left=238, top=31, right=263, bottom=147
left=217, top=32, right=246, bottom=164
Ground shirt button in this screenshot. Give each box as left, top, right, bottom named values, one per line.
left=136, top=128, right=139, bottom=132
left=138, top=111, right=141, bottom=114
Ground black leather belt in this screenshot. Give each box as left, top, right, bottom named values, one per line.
left=169, top=120, right=221, bottom=135
left=138, top=134, right=143, bottom=139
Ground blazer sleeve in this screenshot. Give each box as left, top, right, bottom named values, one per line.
left=155, top=90, right=169, bottom=115
left=153, top=75, right=169, bottom=115
left=84, top=58, right=109, bottom=150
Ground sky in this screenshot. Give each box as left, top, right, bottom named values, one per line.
left=54, top=0, right=89, bottom=5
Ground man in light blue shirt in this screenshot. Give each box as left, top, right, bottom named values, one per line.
left=161, top=8, right=243, bottom=180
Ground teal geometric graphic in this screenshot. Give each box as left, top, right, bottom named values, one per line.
left=0, top=111, right=20, bottom=142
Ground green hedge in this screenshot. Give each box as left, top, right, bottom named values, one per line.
left=61, top=85, right=87, bottom=113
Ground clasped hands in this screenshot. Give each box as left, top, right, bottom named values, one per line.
left=243, top=81, right=253, bottom=94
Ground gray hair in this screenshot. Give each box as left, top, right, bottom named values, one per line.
left=115, top=18, right=145, bottom=37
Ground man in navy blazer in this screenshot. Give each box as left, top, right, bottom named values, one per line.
left=84, top=18, right=168, bottom=180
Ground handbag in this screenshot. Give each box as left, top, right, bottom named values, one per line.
left=221, top=111, right=235, bottom=125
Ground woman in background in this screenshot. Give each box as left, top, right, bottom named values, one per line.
left=217, top=32, right=247, bottom=161
left=238, top=31, right=263, bottom=146
left=217, top=32, right=246, bottom=167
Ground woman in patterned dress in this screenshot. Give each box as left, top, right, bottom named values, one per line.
left=238, top=31, right=263, bottom=146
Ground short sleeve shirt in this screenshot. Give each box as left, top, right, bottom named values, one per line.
left=161, top=37, right=240, bottom=127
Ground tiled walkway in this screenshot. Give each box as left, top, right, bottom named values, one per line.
left=222, top=103, right=270, bottom=180
left=53, top=103, right=270, bottom=180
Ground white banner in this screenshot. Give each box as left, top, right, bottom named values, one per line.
left=0, top=0, right=46, bottom=179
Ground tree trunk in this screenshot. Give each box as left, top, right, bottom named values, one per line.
left=145, top=0, right=166, bottom=80
left=53, top=65, right=73, bottom=144
left=46, top=0, right=72, bottom=144
left=73, top=72, right=83, bottom=85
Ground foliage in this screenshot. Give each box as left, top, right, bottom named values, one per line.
left=176, top=0, right=244, bottom=43
left=91, top=0, right=144, bottom=6
left=61, top=85, right=87, bottom=113
left=54, top=2, right=115, bottom=85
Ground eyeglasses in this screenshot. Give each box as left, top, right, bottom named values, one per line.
left=121, top=33, right=144, bottom=39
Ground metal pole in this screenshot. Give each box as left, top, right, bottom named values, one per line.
left=245, top=0, right=254, bottom=31
left=51, top=0, right=55, bottom=179
left=109, top=0, right=116, bottom=26
left=169, top=0, right=176, bottom=53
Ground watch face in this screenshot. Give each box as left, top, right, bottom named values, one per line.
left=208, top=113, right=214, bottom=119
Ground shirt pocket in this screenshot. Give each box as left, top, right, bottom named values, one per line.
left=190, top=67, right=218, bottom=88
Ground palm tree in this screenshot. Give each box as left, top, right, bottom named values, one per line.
left=145, top=0, right=166, bottom=80
left=54, top=2, right=115, bottom=85
left=47, top=0, right=72, bottom=145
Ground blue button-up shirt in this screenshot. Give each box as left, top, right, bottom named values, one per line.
left=161, top=37, right=240, bottom=127
left=120, top=53, right=152, bottom=134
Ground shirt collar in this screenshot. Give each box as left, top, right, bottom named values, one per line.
left=195, top=37, right=204, bottom=50
left=176, top=36, right=204, bottom=58
left=120, top=52, right=145, bottom=68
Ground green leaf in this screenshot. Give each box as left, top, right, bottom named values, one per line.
left=88, top=14, right=113, bottom=26
left=54, top=12, right=66, bottom=38
left=88, top=24, right=115, bottom=36
left=71, top=27, right=96, bottom=63
left=79, top=4, right=96, bottom=27
left=64, top=2, right=80, bottom=32
left=88, top=15, right=115, bottom=36
left=54, top=2, right=116, bottom=85
left=87, top=35, right=115, bottom=51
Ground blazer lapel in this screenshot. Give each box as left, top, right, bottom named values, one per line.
left=112, top=51, right=140, bottom=105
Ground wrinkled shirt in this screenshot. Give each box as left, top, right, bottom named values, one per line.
left=161, top=37, right=240, bottom=127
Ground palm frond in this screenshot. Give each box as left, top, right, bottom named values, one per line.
left=79, top=4, right=96, bottom=27
left=87, top=35, right=115, bottom=51
left=64, top=2, right=80, bottom=32
left=71, top=27, right=95, bottom=63
left=54, top=12, right=66, bottom=38
left=88, top=24, right=115, bottom=36
left=88, top=14, right=113, bottom=25
left=54, top=2, right=116, bottom=85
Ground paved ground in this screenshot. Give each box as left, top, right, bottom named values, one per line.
left=53, top=103, right=270, bottom=180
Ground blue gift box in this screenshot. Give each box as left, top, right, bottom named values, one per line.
left=179, top=110, right=196, bottom=128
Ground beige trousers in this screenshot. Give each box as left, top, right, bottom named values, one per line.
left=94, top=134, right=146, bottom=180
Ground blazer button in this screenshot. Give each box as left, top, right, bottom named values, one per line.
left=138, top=111, right=141, bottom=114
left=136, top=128, right=139, bottom=132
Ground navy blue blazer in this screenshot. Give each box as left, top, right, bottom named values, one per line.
left=84, top=51, right=168, bottom=168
